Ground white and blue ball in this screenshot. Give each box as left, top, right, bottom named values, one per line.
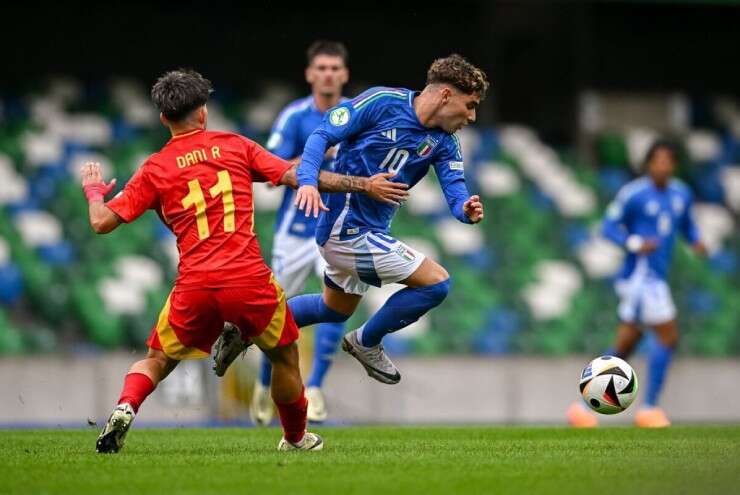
left=579, top=356, right=638, bottom=414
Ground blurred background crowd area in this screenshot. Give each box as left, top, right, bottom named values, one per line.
left=0, top=78, right=738, bottom=358
left=0, top=1, right=738, bottom=358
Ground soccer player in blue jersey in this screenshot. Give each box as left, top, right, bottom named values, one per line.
left=568, top=140, right=707, bottom=428
left=291, top=54, right=487, bottom=384
left=214, top=41, right=359, bottom=425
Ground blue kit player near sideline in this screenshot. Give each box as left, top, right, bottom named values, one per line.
left=213, top=41, right=358, bottom=425
left=568, top=140, right=707, bottom=428
left=290, top=54, right=488, bottom=383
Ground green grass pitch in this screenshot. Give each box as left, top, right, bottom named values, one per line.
left=2, top=426, right=739, bottom=495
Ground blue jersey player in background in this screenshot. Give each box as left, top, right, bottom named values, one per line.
left=291, top=54, right=487, bottom=384
left=215, top=41, right=352, bottom=425
left=568, top=140, right=707, bottom=428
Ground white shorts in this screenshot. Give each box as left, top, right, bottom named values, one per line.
left=319, top=232, right=426, bottom=296
left=615, top=269, right=676, bottom=326
left=271, top=232, right=326, bottom=298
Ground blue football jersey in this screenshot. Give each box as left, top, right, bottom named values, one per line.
left=267, top=95, right=343, bottom=238
left=602, top=177, right=700, bottom=280
left=297, top=87, right=472, bottom=245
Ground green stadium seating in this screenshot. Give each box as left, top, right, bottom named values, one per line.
left=0, top=83, right=737, bottom=357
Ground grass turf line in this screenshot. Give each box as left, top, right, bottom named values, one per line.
left=1, top=426, right=738, bottom=495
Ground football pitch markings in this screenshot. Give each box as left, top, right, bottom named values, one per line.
left=1, top=426, right=738, bottom=495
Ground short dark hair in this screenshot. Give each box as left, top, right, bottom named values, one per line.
left=306, top=40, right=349, bottom=65
left=151, top=69, right=213, bottom=122
left=643, top=139, right=679, bottom=169
left=426, top=54, right=489, bottom=99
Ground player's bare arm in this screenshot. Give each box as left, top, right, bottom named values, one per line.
left=463, top=194, right=484, bottom=223
left=281, top=147, right=335, bottom=175
left=281, top=167, right=409, bottom=217
left=80, top=162, right=123, bottom=234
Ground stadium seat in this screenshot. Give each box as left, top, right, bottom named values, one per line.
left=0, top=263, right=23, bottom=306
left=0, top=82, right=737, bottom=357
left=0, top=309, right=26, bottom=354
left=597, top=133, right=629, bottom=168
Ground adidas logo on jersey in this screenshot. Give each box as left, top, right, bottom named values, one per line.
left=381, top=129, right=397, bottom=142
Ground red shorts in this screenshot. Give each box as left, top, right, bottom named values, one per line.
left=147, top=274, right=299, bottom=360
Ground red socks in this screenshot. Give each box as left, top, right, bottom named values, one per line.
left=275, top=388, right=308, bottom=444
left=117, top=372, right=307, bottom=442
left=117, top=373, right=155, bottom=413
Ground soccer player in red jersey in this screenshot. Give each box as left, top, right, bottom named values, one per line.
left=83, top=69, right=409, bottom=453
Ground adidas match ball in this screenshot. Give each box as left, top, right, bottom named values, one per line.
left=579, top=356, right=638, bottom=414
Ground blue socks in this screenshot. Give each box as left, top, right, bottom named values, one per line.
left=262, top=281, right=450, bottom=385
left=259, top=356, right=272, bottom=387
left=646, top=340, right=674, bottom=407
left=359, top=279, right=451, bottom=347
left=259, top=322, right=345, bottom=388
left=288, top=294, right=350, bottom=327
left=259, top=295, right=349, bottom=388
left=306, top=322, right=345, bottom=388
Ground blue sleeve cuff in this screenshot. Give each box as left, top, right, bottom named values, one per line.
left=684, top=227, right=700, bottom=245
left=296, top=131, right=329, bottom=188
left=452, top=201, right=473, bottom=224
left=297, top=177, right=319, bottom=188
left=601, top=224, right=627, bottom=247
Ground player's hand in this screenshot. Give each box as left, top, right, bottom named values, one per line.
left=80, top=162, right=114, bottom=188
left=463, top=195, right=484, bottom=223
left=80, top=162, right=116, bottom=202
left=366, top=172, right=410, bottom=207
left=692, top=241, right=708, bottom=257
left=638, top=239, right=659, bottom=255
left=294, top=185, right=328, bottom=218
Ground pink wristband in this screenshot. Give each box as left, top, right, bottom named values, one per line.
left=83, top=183, right=109, bottom=203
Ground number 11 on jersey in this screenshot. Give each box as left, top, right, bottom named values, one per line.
left=181, top=170, right=235, bottom=240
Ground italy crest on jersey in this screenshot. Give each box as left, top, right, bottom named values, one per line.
left=416, top=135, right=438, bottom=157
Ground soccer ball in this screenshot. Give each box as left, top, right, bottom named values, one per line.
left=579, top=356, right=638, bottom=414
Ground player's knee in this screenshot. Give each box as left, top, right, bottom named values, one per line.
left=265, top=341, right=300, bottom=367
left=655, top=321, right=679, bottom=348
left=425, top=278, right=451, bottom=306
left=321, top=302, right=352, bottom=323
left=316, top=297, right=351, bottom=323
left=660, top=330, right=679, bottom=348
left=428, top=262, right=450, bottom=285
left=146, top=347, right=174, bottom=368
left=321, top=286, right=358, bottom=322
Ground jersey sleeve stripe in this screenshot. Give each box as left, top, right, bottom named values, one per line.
left=451, top=134, right=462, bottom=156
left=351, top=87, right=405, bottom=105
left=616, top=177, right=650, bottom=203
left=352, top=89, right=407, bottom=109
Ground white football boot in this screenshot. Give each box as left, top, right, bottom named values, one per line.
left=249, top=382, right=274, bottom=427
left=96, top=403, right=135, bottom=453
left=306, top=386, right=328, bottom=423
left=277, top=431, right=324, bottom=451
left=341, top=329, right=401, bottom=384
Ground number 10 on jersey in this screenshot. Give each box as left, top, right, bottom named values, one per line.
left=379, top=148, right=409, bottom=174
left=181, top=170, right=235, bottom=240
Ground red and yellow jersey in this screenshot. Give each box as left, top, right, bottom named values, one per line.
left=106, top=129, right=291, bottom=289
